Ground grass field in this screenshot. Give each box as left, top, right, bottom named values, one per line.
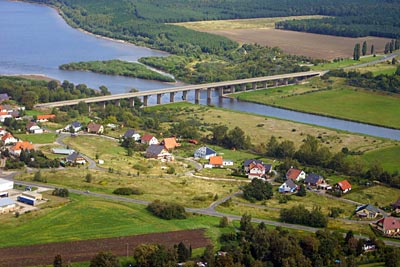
left=362, top=146, right=400, bottom=173
left=0, top=193, right=224, bottom=248
left=355, top=61, right=399, bottom=76
left=311, top=55, right=384, bottom=71
left=15, top=133, right=57, bottom=144
left=342, top=185, right=400, bottom=207
left=235, top=85, right=400, bottom=129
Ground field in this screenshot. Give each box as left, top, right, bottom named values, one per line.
left=234, top=83, right=400, bottom=129
left=353, top=60, right=399, bottom=76
left=362, top=146, right=400, bottom=173
left=0, top=229, right=209, bottom=267
left=0, top=194, right=221, bottom=249
left=177, top=18, right=392, bottom=60
left=15, top=133, right=58, bottom=144
left=342, top=185, right=400, bottom=207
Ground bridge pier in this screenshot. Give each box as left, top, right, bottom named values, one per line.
left=263, top=81, right=268, bottom=89
left=143, top=96, right=148, bottom=107
left=157, top=94, right=162, bottom=105
left=230, top=85, right=235, bottom=93
left=88, top=104, right=91, bottom=113
left=207, top=88, right=212, bottom=101
left=182, top=91, right=188, bottom=101
left=241, top=84, right=246, bottom=91
left=129, top=98, right=135, bottom=108
left=170, top=92, right=175, bottom=103
left=195, top=89, right=201, bottom=104
left=115, top=100, right=120, bottom=107
left=102, top=102, right=106, bottom=110
left=218, top=87, right=224, bottom=97
left=273, top=80, right=279, bottom=87
left=283, top=78, right=289, bottom=85
left=252, top=82, right=257, bottom=90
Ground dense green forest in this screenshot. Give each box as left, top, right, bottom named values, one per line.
left=59, top=60, right=175, bottom=82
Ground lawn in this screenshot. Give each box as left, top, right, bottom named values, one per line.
left=16, top=169, right=241, bottom=208
left=14, top=133, right=57, bottom=144
left=235, top=86, right=400, bottom=129
left=342, top=185, right=400, bottom=207
left=311, top=55, right=384, bottom=71
left=0, top=193, right=223, bottom=248
left=362, top=145, right=400, bottom=172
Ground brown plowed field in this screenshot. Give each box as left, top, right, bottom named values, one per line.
left=0, top=229, right=210, bottom=267
left=205, top=28, right=392, bottom=60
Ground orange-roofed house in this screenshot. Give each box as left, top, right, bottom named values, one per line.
left=10, top=141, right=34, bottom=156
left=286, top=168, right=306, bottom=181
left=374, top=217, right=400, bottom=237
left=248, top=163, right=266, bottom=179
left=161, top=137, right=181, bottom=150
left=36, top=114, right=56, bottom=122
left=0, top=111, right=11, bottom=122
left=1, top=133, right=18, bottom=145
left=209, top=156, right=223, bottom=168
left=336, top=180, right=352, bottom=193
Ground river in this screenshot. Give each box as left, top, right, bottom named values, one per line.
left=0, top=0, right=399, bottom=140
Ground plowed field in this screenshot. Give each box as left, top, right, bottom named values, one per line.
left=0, top=229, right=210, bottom=267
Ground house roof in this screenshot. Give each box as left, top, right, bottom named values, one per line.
left=250, top=163, right=266, bottom=171
left=286, top=168, right=303, bottom=180
left=2, top=133, right=15, bottom=141
left=162, top=137, right=180, bottom=150
left=146, top=144, right=166, bottom=155
left=195, top=146, right=216, bottom=156
left=355, top=204, right=380, bottom=214
left=0, top=111, right=9, bottom=116
left=209, top=156, right=223, bottom=165
left=337, top=180, right=352, bottom=191
left=87, top=122, right=102, bottom=132
left=66, top=152, right=84, bottom=162
left=37, top=114, right=55, bottom=120
left=52, top=148, right=76, bottom=155
left=12, top=141, right=34, bottom=151
left=0, top=198, right=16, bottom=207
left=305, top=173, right=323, bottom=184
left=124, top=129, right=139, bottom=138
left=71, top=121, right=82, bottom=128
left=244, top=159, right=263, bottom=167
left=283, top=179, right=297, bottom=190
left=263, top=164, right=272, bottom=171
left=0, top=93, right=9, bottom=101
left=377, top=217, right=400, bottom=230
left=141, top=134, right=155, bottom=142
left=26, top=121, right=37, bottom=130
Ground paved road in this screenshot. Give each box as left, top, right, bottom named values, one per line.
left=343, top=51, right=400, bottom=70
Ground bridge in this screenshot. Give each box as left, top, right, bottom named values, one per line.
left=35, top=71, right=324, bottom=109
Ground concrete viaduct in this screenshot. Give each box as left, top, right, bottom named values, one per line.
left=35, top=71, right=325, bottom=109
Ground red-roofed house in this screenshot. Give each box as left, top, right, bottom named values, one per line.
left=374, top=217, right=400, bottom=237
left=286, top=168, right=306, bottom=181
left=248, top=163, right=266, bottom=179
left=141, top=134, right=159, bottom=145
left=0, top=128, right=7, bottom=136
left=1, top=133, right=18, bottom=145
left=36, top=114, right=56, bottom=122
left=10, top=141, right=34, bottom=156
left=336, top=180, right=352, bottom=193
left=0, top=111, right=11, bottom=122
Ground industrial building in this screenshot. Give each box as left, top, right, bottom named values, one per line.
left=0, top=178, right=13, bottom=197
left=0, top=198, right=17, bottom=214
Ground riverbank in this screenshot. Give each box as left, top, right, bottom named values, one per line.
left=1, top=74, right=57, bottom=82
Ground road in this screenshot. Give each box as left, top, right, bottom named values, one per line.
left=343, top=51, right=400, bottom=70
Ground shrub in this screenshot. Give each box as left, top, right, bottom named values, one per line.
left=147, top=200, right=187, bottom=220
left=52, top=188, right=69, bottom=197
left=113, top=187, right=143, bottom=195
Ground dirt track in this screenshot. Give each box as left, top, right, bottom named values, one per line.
left=0, top=229, right=210, bottom=267
left=206, top=28, right=391, bottom=60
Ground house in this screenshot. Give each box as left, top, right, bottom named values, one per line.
left=0, top=198, right=17, bottom=214
left=373, top=217, right=400, bottom=237
left=70, top=121, right=82, bottom=132
left=10, top=110, right=20, bottom=119
left=10, top=141, right=34, bottom=156
left=392, top=197, right=400, bottom=213
left=362, top=240, right=376, bottom=252
left=223, top=159, right=234, bottom=166
left=141, top=134, right=159, bottom=145
left=209, top=156, right=223, bottom=168
left=279, top=179, right=298, bottom=193
left=264, top=164, right=273, bottom=174
left=36, top=114, right=56, bottom=122
left=124, top=129, right=141, bottom=141
left=145, top=144, right=173, bottom=161
left=286, top=168, right=306, bottom=181
left=248, top=163, right=266, bottom=179
left=0, top=111, right=12, bottom=122
left=336, top=180, right=352, bottom=193
left=0, top=93, right=9, bottom=103
left=304, top=173, right=325, bottom=187
left=0, top=128, right=6, bottom=136
left=66, top=152, right=86, bottom=164
left=87, top=122, right=104, bottom=134
left=1, top=133, right=18, bottom=145
left=52, top=148, right=76, bottom=155
left=243, top=159, right=263, bottom=173
left=161, top=137, right=181, bottom=150
left=355, top=204, right=382, bottom=219
left=26, top=122, right=43, bottom=134
left=194, top=146, right=217, bottom=159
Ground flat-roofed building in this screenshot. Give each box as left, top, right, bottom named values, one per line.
left=0, top=178, right=13, bottom=197
left=0, top=198, right=17, bottom=213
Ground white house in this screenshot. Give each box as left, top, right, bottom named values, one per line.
left=124, top=129, right=141, bottom=141
left=141, top=134, right=159, bottom=145
left=278, top=179, right=297, bottom=193
left=1, top=133, right=18, bottom=145
left=194, top=146, right=217, bottom=159
left=26, top=122, right=43, bottom=134
left=286, top=168, right=306, bottom=181
left=248, top=163, right=266, bottom=179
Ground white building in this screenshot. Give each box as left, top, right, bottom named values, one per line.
left=0, top=178, right=14, bottom=197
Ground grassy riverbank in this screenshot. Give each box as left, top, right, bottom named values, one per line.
left=59, top=60, right=175, bottom=82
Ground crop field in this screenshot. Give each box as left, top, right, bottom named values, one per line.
left=177, top=18, right=392, bottom=60
left=0, top=194, right=221, bottom=249
left=235, top=85, right=400, bottom=129
left=16, top=169, right=240, bottom=208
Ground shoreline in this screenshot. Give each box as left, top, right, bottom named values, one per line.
left=226, top=95, right=400, bottom=131
left=0, top=73, right=58, bottom=82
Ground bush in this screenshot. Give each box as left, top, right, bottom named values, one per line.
left=52, top=188, right=69, bottom=197
left=113, top=187, right=143, bottom=195
left=147, top=200, right=187, bottom=220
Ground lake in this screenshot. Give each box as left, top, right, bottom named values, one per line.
left=1, top=0, right=399, bottom=140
